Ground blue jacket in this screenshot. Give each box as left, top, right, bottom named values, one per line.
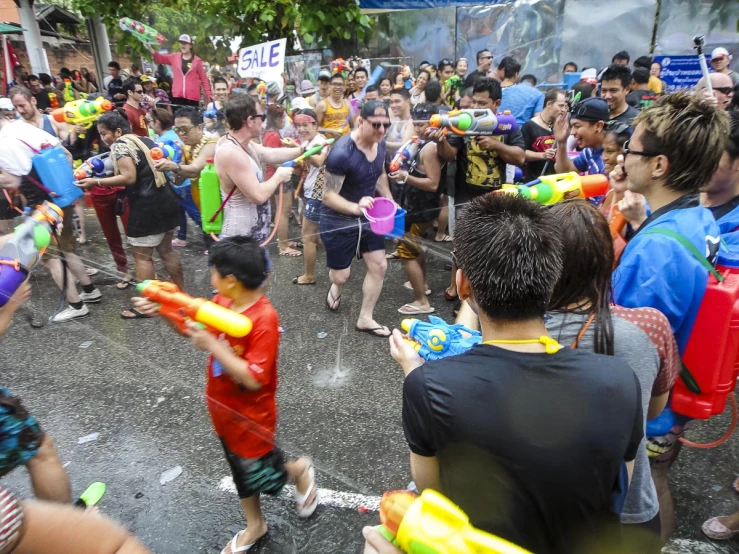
left=613, top=195, right=721, bottom=355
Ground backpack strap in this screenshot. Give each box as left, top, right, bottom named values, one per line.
left=208, top=187, right=236, bottom=223
left=642, top=228, right=724, bottom=282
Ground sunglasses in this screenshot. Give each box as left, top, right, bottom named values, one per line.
left=134, top=89, right=144, bottom=94
left=714, top=86, right=734, bottom=95
left=369, top=121, right=391, bottom=130
left=623, top=139, right=660, bottom=158
left=174, top=125, right=194, bottom=134
left=251, top=113, right=267, bottom=121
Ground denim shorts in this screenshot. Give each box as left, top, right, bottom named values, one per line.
left=303, top=199, right=322, bottom=224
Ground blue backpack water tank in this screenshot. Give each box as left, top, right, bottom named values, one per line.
left=31, top=145, right=82, bottom=208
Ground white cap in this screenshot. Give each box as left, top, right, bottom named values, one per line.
left=711, top=47, right=732, bottom=60
left=178, top=34, right=193, bottom=44
left=290, top=97, right=309, bottom=111
left=0, top=98, right=14, bottom=111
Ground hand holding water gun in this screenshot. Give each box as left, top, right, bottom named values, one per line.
left=429, top=109, right=517, bottom=136
left=282, top=138, right=335, bottom=167
left=52, top=97, right=113, bottom=138
left=497, top=173, right=608, bottom=205
left=402, top=315, right=481, bottom=361
left=119, top=17, right=166, bottom=46
left=0, top=202, right=63, bottom=307
left=388, top=137, right=421, bottom=173
left=150, top=140, right=184, bottom=163
left=73, top=153, right=113, bottom=180
left=444, top=75, right=464, bottom=95
left=136, top=280, right=253, bottom=338
left=377, top=489, right=532, bottom=554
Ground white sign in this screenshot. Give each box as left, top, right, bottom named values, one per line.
left=237, top=38, right=286, bottom=81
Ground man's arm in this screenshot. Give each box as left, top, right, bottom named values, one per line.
left=392, top=144, right=442, bottom=192
left=53, top=120, right=69, bottom=142
left=220, top=147, right=290, bottom=205
left=477, top=137, right=525, bottom=166
left=157, top=142, right=215, bottom=179
left=254, top=143, right=302, bottom=166
left=427, top=129, right=459, bottom=163
left=0, top=170, right=21, bottom=189
left=321, top=171, right=359, bottom=215
left=410, top=453, right=442, bottom=493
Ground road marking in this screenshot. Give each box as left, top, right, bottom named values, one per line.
left=218, top=476, right=381, bottom=512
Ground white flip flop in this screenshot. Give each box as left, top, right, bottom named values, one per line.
left=295, top=463, right=319, bottom=519
left=702, top=517, right=739, bottom=540
left=220, top=530, right=265, bottom=553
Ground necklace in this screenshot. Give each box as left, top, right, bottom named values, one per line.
left=191, top=133, right=214, bottom=161
left=483, top=336, right=562, bottom=354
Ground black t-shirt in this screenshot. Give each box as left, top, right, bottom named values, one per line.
left=33, top=90, right=51, bottom=112
left=403, top=345, right=643, bottom=554
left=107, top=77, right=125, bottom=105
left=182, top=55, right=194, bottom=77
left=521, top=119, right=556, bottom=182
left=448, top=127, right=526, bottom=202
left=626, top=90, right=658, bottom=111
left=611, top=105, right=639, bottom=125
left=404, top=143, right=442, bottom=224
left=464, top=70, right=486, bottom=89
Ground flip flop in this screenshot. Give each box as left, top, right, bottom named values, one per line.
left=445, top=289, right=458, bottom=301
left=116, top=280, right=132, bottom=290
left=355, top=325, right=391, bottom=338
left=293, top=277, right=316, bottom=285
left=220, top=529, right=268, bottom=553
left=295, top=462, right=319, bottom=519
left=326, top=286, right=341, bottom=311
left=386, top=251, right=400, bottom=260
left=279, top=248, right=302, bottom=257
left=74, top=481, right=106, bottom=508
left=121, top=308, right=152, bottom=320
left=398, top=304, right=435, bottom=315
left=702, top=517, right=739, bottom=540
left=434, top=234, right=452, bottom=242
left=403, top=281, right=431, bottom=296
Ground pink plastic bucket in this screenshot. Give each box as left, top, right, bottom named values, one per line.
left=363, top=197, right=397, bottom=235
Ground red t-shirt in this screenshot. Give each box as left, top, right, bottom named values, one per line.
left=205, top=294, right=280, bottom=458
left=123, top=103, right=149, bottom=137
left=262, top=129, right=283, bottom=180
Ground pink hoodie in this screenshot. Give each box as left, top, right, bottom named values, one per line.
left=152, top=51, right=212, bottom=103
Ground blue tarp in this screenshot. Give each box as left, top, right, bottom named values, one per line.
left=360, top=0, right=513, bottom=9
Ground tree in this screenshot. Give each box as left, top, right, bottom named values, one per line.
left=71, top=0, right=371, bottom=64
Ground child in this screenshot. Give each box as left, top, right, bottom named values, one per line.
left=133, top=236, right=318, bottom=553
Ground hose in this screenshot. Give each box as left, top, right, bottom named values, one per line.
left=679, top=393, right=737, bottom=449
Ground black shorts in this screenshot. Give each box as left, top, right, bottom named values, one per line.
left=319, top=209, right=385, bottom=270
left=220, top=440, right=288, bottom=499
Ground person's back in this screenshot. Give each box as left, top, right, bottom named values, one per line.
left=500, top=82, right=545, bottom=127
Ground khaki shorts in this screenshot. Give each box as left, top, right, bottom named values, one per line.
left=127, top=230, right=173, bottom=248
left=397, top=221, right=434, bottom=260
left=42, top=205, right=76, bottom=261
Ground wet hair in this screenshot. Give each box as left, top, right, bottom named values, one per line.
left=151, top=108, right=174, bottom=130
left=209, top=236, right=268, bottom=289
left=572, top=81, right=595, bottom=100
left=246, top=83, right=258, bottom=93
left=8, top=85, right=32, bottom=100
left=633, top=56, right=652, bottom=70
left=354, top=67, right=368, bottom=79
left=296, top=107, right=318, bottom=122
left=97, top=111, right=131, bottom=135
left=520, top=74, right=537, bottom=86
left=634, top=90, right=730, bottom=193
left=612, top=51, right=630, bottom=63
left=213, top=77, right=229, bottom=89
left=476, top=50, right=491, bottom=64
left=39, top=73, right=52, bottom=86
left=411, top=102, right=439, bottom=121
left=108, top=61, right=121, bottom=70
left=632, top=67, right=650, bottom=85
left=472, top=77, right=502, bottom=102
left=121, top=78, right=141, bottom=96
left=548, top=201, right=615, bottom=356
left=174, top=106, right=202, bottom=127
left=224, top=94, right=258, bottom=131
left=454, top=193, right=563, bottom=321
left=604, top=120, right=631, bottom=148
left=503, top=60, right=522, bottom=80
left=563, top=61, right=578, bottom=72
left=544, top=87, right=564, bottom=107
left=424, top=80, right=442, bottom=103
left=390, top=87, right=410, bottom=100
left=497, top=56, right=516, bottom=72
left=600, top=64, right=632, bottom=89
left=27, top=74, right=39, bottom=83
left=60, top=67, right=72, bottom=79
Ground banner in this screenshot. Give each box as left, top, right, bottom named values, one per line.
left=653, top=55, right=709, bottom=93
left=237, top=38, right=286, bottom=82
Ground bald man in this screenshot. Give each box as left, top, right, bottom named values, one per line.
left=695, top=72, right=734, bottom=110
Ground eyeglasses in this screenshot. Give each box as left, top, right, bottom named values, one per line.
left=174, top=125, right=194, bottom=134
left=251, top=114, right=267, bottom=121
left=623, top=140, right=660, bottom=158
left=714, top=86, right=734, bottom=95
left=369, top=121, right=391, bottom=130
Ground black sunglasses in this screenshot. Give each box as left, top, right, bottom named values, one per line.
left=623, top=139, right=660, bottom=158
left=369, top=121, right=391, bottom=130
left=251, top=114, right=267, bottom=121
left=714, top=86, right=734, bottom=95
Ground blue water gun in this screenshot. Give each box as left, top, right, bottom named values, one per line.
left=402, top=315, right=482, bottom=361
left=151, top=140, right=183, bottom=163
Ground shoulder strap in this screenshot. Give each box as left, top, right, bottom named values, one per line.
left=642, top=228, right=723, bottom=282
left=209, top=187, right=236, bottom=223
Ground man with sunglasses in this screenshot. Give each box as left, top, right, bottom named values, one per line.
left=695, top=72, right=734, bottom=111
left=320, top=100, right=395, bottom=338
left=464, top=50, right=493, bottom=89
left=121, top=79, right=148, bottom=138
left=554, top=97, right=609, bottom=177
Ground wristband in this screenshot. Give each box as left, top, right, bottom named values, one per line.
left=401, top=171, right=409, bottom=185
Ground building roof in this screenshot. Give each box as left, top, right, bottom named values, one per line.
left=34, top=3, right=82, bottom=26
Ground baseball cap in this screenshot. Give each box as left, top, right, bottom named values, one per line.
left=570, top=97, right=609, bottom=123
left=290, top=97, right=310, bottom=111
left=139, top=74, right=156, bottom=84
left=178, top=34, right=192, bottom=44
left=318, top=69, right=331, bottom=82
left=0, top=98, right=14, bottom=111
left=360, top=100, right=389, bottom=119
left=711, top=47, right=732, bottom=60
left=299, top=79, right=316, bottom=95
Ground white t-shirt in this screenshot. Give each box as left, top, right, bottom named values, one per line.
left=0, top=120, right=61, bottom=177
left=302, top=133, right=326, bottom=199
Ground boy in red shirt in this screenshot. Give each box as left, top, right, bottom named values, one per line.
left=134, top=236, right=317, bottom=553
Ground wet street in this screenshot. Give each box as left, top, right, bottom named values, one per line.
left=1, top=208, right=739, bottom=553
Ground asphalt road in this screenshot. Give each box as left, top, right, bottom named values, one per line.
left=1, top=208, right=738, bottom=553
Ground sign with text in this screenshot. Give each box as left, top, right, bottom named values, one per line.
left=653, top=55, right=711, bottom=93
left=237, top=38, right=287, bottom=81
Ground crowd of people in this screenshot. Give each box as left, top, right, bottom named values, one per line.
left=0, top=33, right=738, bottom=553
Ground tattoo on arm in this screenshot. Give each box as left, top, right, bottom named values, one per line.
left=324, top=172, right=346, bottom=195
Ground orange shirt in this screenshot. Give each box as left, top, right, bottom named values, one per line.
left=206, top=294, right=279, bottom=458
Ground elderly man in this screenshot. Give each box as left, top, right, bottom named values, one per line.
left=696, top=72, right=734, bottom=111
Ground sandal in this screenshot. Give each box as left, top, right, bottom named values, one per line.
left=398, top=303, right=435, bottom=315
left=220, top=529, right=268, bottom=553
left=293, top=276, right=316, bottom=285
left=434, top=234, right=452, bottom=242
left=326, top=285, right=341, bottom=311
left=279, top=248, right=302, bottom=257
left=295, top=463, right=319, bottom=518
left=355, top=324, right=391, bottom=338
left=121, top=308, right=152, bottom=320
left=386, top=251, right=400, bottom=260
left=702, top=516, right=739, bottom=540
left=116, top=280, right=132, bottom=290
left=445, top=288, right=458, bottom=301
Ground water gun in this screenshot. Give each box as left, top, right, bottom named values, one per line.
left=150, top=140, right=184, bottom=163
left=257, top=81, right=267, bottom=105
left=389, top=136, right=421, bottom=173
left=497, top=173, right=609, bottom=205
left=73, top=153, right=113, bottom=180
left=48, top=91, right=59, bottom=109
left=137, top=280, right=253, bottom=338
left=429, top=109, right=517, bottom=136
left=52, top=96, right=113, bottom=138
left=0, top=202, right=63, bottom=307
left=402, top=315, right=481, bottom=361
left=610, top=206, right=627, bottom=265
left=282, top=138, right=335, bottom=168
left=62, top=78, right=76, bottom=103
left=378, top=489, right=532, bottom=554
left=444, top=75, right=464, bottom=95
left=118, top=17, right=166, bottom=46
left=330, top=58, right=347, bottom=75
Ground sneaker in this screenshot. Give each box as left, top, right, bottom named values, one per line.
left=172, top=239, right=188, bottom=247
left=79, top=288, right=102, bottom=303
left=50, top=304, right=89, bottom=323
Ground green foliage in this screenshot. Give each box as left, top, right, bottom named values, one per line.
left=71, top=0, right=371, bottom=63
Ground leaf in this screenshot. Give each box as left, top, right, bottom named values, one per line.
left=303, top=32, right=314, bottom=44
left=343, top=30, right=351, bottom=40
